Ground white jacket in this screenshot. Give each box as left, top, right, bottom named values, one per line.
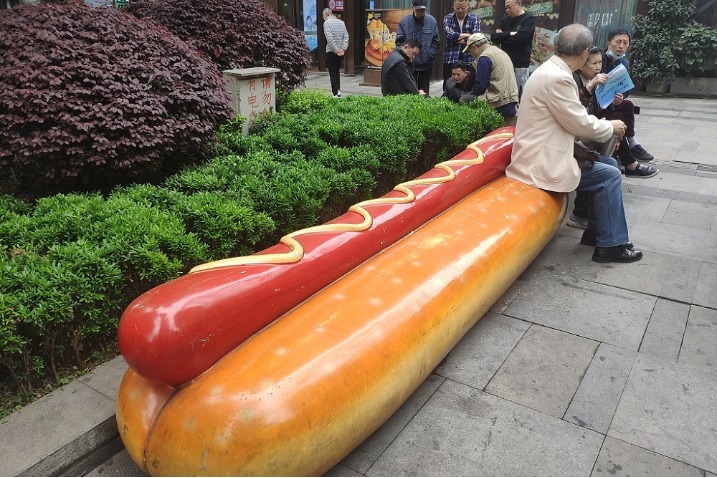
left=324, top=16, right=349, bottom=53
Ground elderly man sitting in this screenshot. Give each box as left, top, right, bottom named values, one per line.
left=506, top=24, right=642, bottom=263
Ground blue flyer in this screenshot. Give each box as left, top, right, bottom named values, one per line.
left=595, top=64, right=635, bottom=109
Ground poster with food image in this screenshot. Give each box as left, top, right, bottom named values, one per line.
left=364, top=9, right=411, bottom=67
left=531, top=27, right=556, bottom=67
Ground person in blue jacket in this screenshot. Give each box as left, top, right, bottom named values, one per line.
left=396, top=0, right=440, bottom=94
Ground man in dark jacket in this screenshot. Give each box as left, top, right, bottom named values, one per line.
left=396, top=0, right=440, bottom=94
left=490, top=0, right=535, bottom=98
left=600, top=28, right=654, bottom=162
left=381, top=39, right=425, bottom=96
left=442, top=61, right=475, bottom=103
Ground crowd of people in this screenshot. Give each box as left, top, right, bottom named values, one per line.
left=321, top=2, right=655, bottom=264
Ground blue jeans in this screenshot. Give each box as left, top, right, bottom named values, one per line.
left=576, top=156, right=629, bottom=247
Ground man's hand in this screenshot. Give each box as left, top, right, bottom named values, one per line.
left=495, top=29, right=503, bottom=33
left=418, top=89, right=426, bottom=96
left=337, top=49, right=345, bottom=56
left=612, top=92, right=624, bottom=106
left=610, top=120, right=626, bottom=140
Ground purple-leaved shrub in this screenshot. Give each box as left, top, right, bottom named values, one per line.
left=125, top=0, right=312, bottom=93
left=0, top=3, right=233, bottom=196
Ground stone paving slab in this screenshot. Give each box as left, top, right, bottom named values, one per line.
left=336, top=374, right=444, bottom=475
left=504, top=270, right=655, bottom=351
left=609, top=353, right=717, bottom=474
left=629, top=219, right=717, bottom=263
left=367, top=380, right=604, bottom=476
left=564, top=343, right=635, bottom=434
left=678, top=305, right=717, bottom=373
left=623, top=193, right=671, bottom=223
left=521, top=234, right=608, bottom=282
left=698, top=177, right=717, bottom=196
left=434, top=312, right=529, bottom=390
left=694, top=262, right=717, bottom=309
left=0, top=380, right=117, bottom=476
left=592, top=436, right=704, bottom=477
left=639, top=298, right=690, bottom=363
left=485, top=325, right=598, bottom=418
left=596, top=250, right=682, bottom=297
left=662, top=200, right=717, bottom=230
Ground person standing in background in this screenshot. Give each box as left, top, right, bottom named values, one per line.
left=396, top=0, right=440, bottom=95
left=322, top=8, right=349, bottom=98
left=490, top=0, right=535, bottom=99
left=442, top=0, right=480, bottom=88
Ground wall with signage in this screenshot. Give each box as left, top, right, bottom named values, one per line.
left=573, top=0, right=637, bottom=49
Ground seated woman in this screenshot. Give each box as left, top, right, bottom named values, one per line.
left=567, top=47, right=658, bottom=229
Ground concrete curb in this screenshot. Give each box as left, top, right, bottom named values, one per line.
left=0, top=356, right=128, bottom=477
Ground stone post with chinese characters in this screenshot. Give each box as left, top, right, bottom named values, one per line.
left=222, top=67, right=281, bottom=135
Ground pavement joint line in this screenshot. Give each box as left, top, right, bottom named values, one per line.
left=622, top=184, right=717, bottom=205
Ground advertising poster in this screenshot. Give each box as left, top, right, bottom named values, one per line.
left=303, top=0, right=318, bottom=52
left=531, top=27, right=556, bottom=67
left=364, top=9, right=411, bottom=68
left=469, top=0, right=496, bottom=33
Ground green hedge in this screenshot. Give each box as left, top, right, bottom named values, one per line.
left=0, top=90, right=503, bottom=414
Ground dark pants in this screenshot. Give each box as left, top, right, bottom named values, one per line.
left=413, top=68, right=432, bottom=95
left=614, top=137, right=638, bottom=167
left=326, top=52, right=343, bottom=95
left=600, top=99, right=636, bottom=137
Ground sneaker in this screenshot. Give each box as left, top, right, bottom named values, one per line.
left=337, top=91, right=341, bottom=97
left=625, top=163, right=659, bottom=178
left=567, top=213, right=588, bottom=230
left=630, top=144, right=654, bottom=162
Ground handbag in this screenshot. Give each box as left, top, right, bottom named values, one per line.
left=573, top=140, right=598, bottom=171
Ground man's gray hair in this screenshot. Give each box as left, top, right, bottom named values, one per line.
left=553, top=24, right=594, bottom=57
left=322, top=8, right=333, bottom=17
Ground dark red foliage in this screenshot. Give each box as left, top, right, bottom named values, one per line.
left=125, top=0, right=311, bottom=93
left=0, top=3, right=232, bottom=194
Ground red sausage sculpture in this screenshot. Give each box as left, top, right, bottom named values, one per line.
left=118, top=128, right=515, bottom=386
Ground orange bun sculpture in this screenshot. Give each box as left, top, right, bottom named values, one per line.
left=116, top=127, right=567, bottom=476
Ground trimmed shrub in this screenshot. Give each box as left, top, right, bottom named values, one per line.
left=0, top=89, right=503, bottom=414
left=0, top=3, right=232, bottom=196
left=126, top=0, right=311, bottom=93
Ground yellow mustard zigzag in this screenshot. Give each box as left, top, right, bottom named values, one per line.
left=190, top=132, right=513, bottom=273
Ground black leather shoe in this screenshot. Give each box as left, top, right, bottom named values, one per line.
left=580, top=229, right=634, bottom=249
left=592, top=246, right=643, bottom=263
